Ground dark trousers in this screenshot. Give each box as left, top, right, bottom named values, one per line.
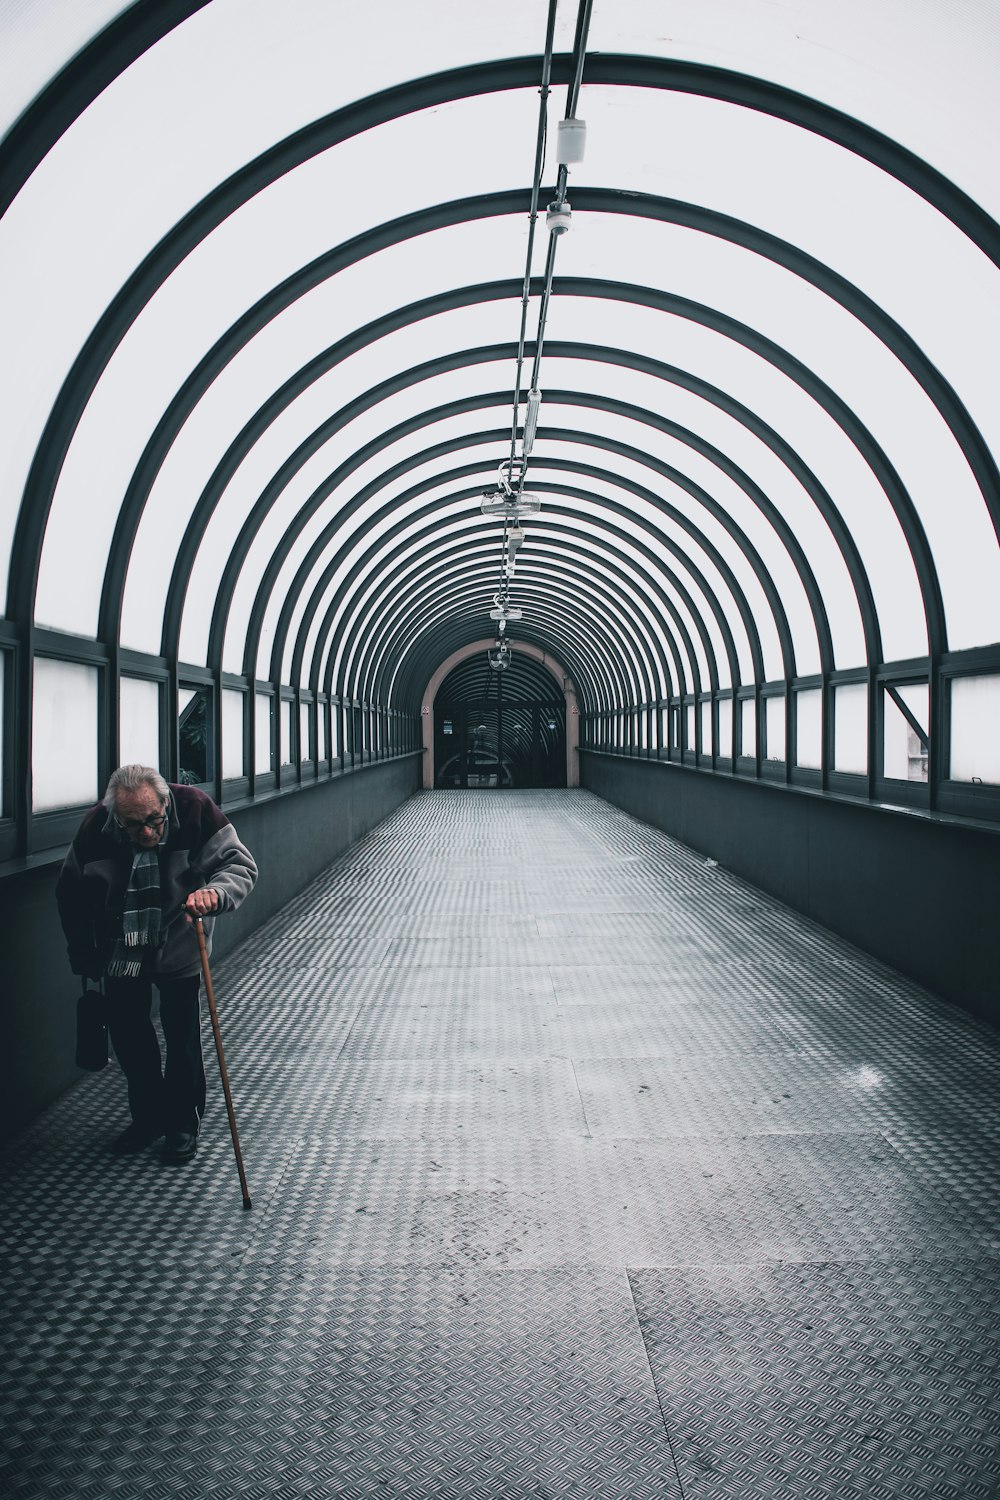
left=106, top=974, right=206, bottom=1133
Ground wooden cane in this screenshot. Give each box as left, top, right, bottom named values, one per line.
left=194, top=916, right=252, bottom=1210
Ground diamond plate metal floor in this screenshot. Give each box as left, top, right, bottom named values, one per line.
left=2, top=789, right=998, bottom=1498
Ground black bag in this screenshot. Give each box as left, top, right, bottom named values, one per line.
left=76, top=986, right=108, bottom=1071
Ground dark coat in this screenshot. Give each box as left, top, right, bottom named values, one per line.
left=56, top=784, right=257, bottom=980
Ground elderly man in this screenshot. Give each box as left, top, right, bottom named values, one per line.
left=56, top=765, right=257, bottom=1163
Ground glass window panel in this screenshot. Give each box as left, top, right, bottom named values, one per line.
left=741, top=699, right=757, bottom=758
left=178, top=684, right=212, bottom=784
left=834, top=684, right=868, bottom=775
left=718, top=698, right=733, bottom=757
left=660, top=707, right=670, bottom=750
left=319, top=702, right=329, bottom=761
left=950, top=674, right=1000, bottom=785
left=279, top=698, right=293, bottom=765
left=120, top=676, right=160, bottom=769
left=300, top=701, right=312, bottom=762
left=32, top=658, right=98, bottom=811
left=254, top=693, right=273, bottom=774
left=701, top=701, right=713, bottom=755
left=221, top=689, right=245, bottom=779
left=795, top=688, right=823, bottom=769
left=330, top=707, right=340, bottom=761
left=765, top=695, right=786, bottom=762
left=883, top=682, right=929, bottom=782
left=686, top=704, right=695, bottom=750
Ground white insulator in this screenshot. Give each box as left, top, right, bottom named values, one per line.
left=556, top=118, right=587, bottom=164
left=523, top=389, right=541, bottom=456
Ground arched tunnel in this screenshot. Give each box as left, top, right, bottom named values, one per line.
left=1, top=4, right=998, bottom=1495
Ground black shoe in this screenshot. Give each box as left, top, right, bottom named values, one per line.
left=161, top=1129, right=198, bottom=1163
left=110, top=1122, right=164, bottom=1156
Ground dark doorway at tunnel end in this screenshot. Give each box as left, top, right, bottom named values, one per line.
left=435, top=699, right=567, bottom=788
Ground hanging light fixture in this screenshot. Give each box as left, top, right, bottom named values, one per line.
left=480, top=490, right=542, bottom=518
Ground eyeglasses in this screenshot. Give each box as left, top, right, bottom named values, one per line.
left=115, top=812, right=168, bottom=831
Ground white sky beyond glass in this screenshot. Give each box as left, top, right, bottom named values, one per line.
left=741, top=698, right=756, bottom=759
left=32, top=658, right=98, bottom=811
left=765, top=694, right=786, bottom=763
left=254, top=694, right=272, bottom=775
left=883, top=682, right=929, bottom=783
left=119, top=676, right=160, bottom=770
left=950, top=674, right=1000, bottom=785
left=834, top=683, right=868, bottom=776
left=221, top=689, right=245, bottom=780
left=795, top=687, right=823, bottom=770
left=718, top=697, right=733, bottom=758
left=279, top=699, right=293, bottom=766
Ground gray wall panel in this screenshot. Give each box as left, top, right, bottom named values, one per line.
left=581, top=752, right=1000, bottom=1028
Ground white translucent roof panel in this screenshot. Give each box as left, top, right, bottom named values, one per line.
left=0, top=0, right=129, bottom=137
left=524, top=459, right=761, bottom=687
left=587, top=0, right=1000, bottom=217
left=265, top=433, right=526, bottom=682
left=33, top=101, right=546, bottom=635
left=569, top=85, right=1000, bottom=466
left=320, top=516, right=659, bottom=702
left=521, top=362, right=868, bottom=670
left=554, top=213, right=991, bottom=551
left=540, top=298, right=930, bottom=663
left=8, top=0, right=998, bottom=698
left=145, top=316, right=524, bottom=660
left=210, top=375, right=521, bottom=673
left=317, top=511, right=662, bottom=698
left=345, top=542, right=663, bottom=706
left=0, top=0, right=574, bottom=603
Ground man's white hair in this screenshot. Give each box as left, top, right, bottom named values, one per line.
left=102, top=764, right=170, bottom=811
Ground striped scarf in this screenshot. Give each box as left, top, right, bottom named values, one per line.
left=107, top=847, right=162, bottom=978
